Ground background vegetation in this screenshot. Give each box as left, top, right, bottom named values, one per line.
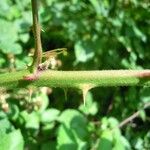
left=0, top=0, right=150, bottom=149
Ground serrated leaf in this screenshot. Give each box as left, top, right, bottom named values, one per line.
left=120, top=136, right=131, bottom=150
left=112, top=132, right=131, bottom=150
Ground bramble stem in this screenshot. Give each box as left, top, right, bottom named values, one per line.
left=0, top=70, right=150, bottom=89
left=30, top=0, right=42, bottom=73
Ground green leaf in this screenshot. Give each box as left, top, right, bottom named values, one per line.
left=41, top=123, right=55, bottom=133
left=108, top=117, right=119, bottom=128
left=58, top=109, right=87, bottom=128
left=112, top=132, right=131, bottom=150
left=0, top=129, right=24, bottom=150
left=25, top=113, right=40, bottom=130
left=37, top=93, right=49, bottom=113
left=7, top=104, right=19, bottom=121
left=132, top=25, right=146, bottom=42
left=40, top=108, right=60, bottom=124
left=0, top=1, right=12, bottom=19
left=139, top=110, right=146, bottom=122
left=0, top=118, right=14, bottom=134
left=19, top=111, right=40, bottom=130
left=19, top=33, right=29, bottom=43
left=0, top=55, right=6, bottom=67
left=120, top=136, right=131, bottom=150
left=0, top=19, right=22, bottom=54
left=140, top=88, right=150, bottom=103
left=41, top=142, right=56, bottom=150
left=0, top=110, right=7, bottom=119
left=112, top=140, right=125, bottom=150
left=0, top=19, right=18, bottom=42
left=98, top=130, right=113, bottom=150
left=57, top=109, right=89, bottom=150
left=0, top=41, right=22, bottom=54
left=134, top=138, right=144, bottom=150
left=57, top=125, right=78, bottom=150
left=15, top=58, right=29, bottom=70
left=79, top=92, right=98, bottom=115
left=89, top=0, right=101, bottom=15
left=74, top=41, right=94, bottom=63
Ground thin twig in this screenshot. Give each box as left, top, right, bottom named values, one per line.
left=31, top=0, right=42, bottom=73
left=117, top=102, right=150, bottom=129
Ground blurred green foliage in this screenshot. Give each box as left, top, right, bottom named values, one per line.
left=0, top=0, right=150, bottom=149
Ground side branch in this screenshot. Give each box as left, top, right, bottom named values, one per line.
left=0, top=70, right=150, bottom=89
left=31, top=0, right=42, bottom=73
left=116, top=102, right=150, bottom=129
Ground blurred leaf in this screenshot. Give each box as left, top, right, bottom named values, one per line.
left=8, top=104, right=19, bottom=121
left=132, top=24, right=146, bottom=42
left=112, top=130, right=131, bottom=150
left=0, top=18, right=18, bottom=42
left=0, top=129, right=24, bottom=150
left=133, top=137, right=144, bottom=150
left=19, top=33, right=29, bottom=43
left=57, top=109, right=89, bottom=150
left=98, top=117, right=130, bottom=150
left=0, top=118, right=14, bottom=134
left=107, top=117, right=119, bottom=128
left=101, top=117, right=119, bottom=130
left=144, top=131, right=150, bottom=149
left=119, top=136, right=131, bottom=150
left=139, top=110, right=146, bottom=122
left=140, top=88, right=150, bottom=103
left=0, top=19, right=22, bottom=54
left=37, top=92, right=49, bottom=112
left=0, top=41, right=22, bottom=55
left=0, top=110, right=7, bottom=119
left=40, top=108, right=60, bottom=123
left=0, top=1, right=13, bottom=19
left=112, top=140, right=125, bottom=150
left=19, top=111, right=40, bottom=130
left=41, top=123, right=55, bottom=132
left=74, top=41, right=94, bottom=63
left=79, top=92, right=98, bottom=115
left=41, top=142, right=56, bottom=150
left=89, top=0, right=101, bottom=15
left=15, top=58, right=28, bottom=70
left=98, top=130, right=113, bottom=150
left=0, top=57, right=5, bottom=67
